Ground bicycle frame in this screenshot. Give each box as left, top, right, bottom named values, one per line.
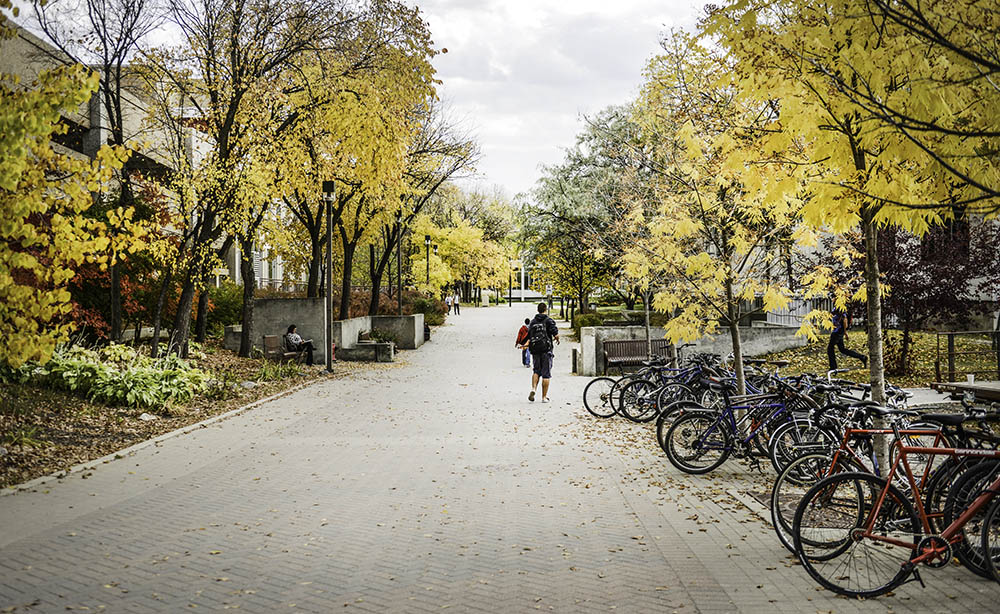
left=801, top=426, right=947, bottom=480
left=696, top=395, right=789, bottom=452
left=859, top=438, right=1000, bottom=566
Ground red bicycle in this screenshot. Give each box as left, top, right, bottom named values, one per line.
left=792, top=422, right=1000, bottom=597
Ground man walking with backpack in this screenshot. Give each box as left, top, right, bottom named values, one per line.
left=526, top=302, right=559, bottom=403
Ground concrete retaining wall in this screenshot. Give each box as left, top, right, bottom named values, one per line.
left=338, top=342, right=395, bottom=362
left=332, top=316, right=370, bottom=353
left=578, top=325, right=808, bottom=376
left=680, top=325, right=807, bottom=359
left=371, top=314, right=424, bottom=350
left=222, top=301, right=427, bottom=362
left=223, top=297, right=328, bottom=363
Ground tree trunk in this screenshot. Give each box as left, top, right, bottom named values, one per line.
left=368, top=242, right=392, bottom=316
left=725, top=276, right=746, bottom=396
left=194, top=284, right=210, bottom=342
left=306, top=231, right=323, bottom=298
left=644, top=289, right=652, bottom=359
left=238, top=238, right=256, bottom=357
left=110, top=262, right=122, bottom=342
left=862, top=209, right=889, bottom=466
left=338, top=236, right=356, bottom=321
left=170, top=263, right=199, bottom=358
left=861, top=211, right=886, bottom=404
left=901, top=325, right=912, bottom=375
left=150, top=268, right=173, bottom=358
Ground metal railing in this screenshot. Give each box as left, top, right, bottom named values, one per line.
left=935, top=330, right=1000, bottom=382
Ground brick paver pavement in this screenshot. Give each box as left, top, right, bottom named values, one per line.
left=1, top=306, right=996, bottom=612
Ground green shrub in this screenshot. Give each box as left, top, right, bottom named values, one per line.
left=14, top=346, right=208, bottom=412
left=255, top=361, right=301, bottom=381
left=411, top=296, right=446, bottom=326
left=573, top=313, right=604, bottom=338
left=370, top=328, right=399, bottom=345
left=206, top=281, right=244, bottom=338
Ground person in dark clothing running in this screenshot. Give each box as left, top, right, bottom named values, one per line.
left=515, top=318, right=531, bottom=368
left=526, top=303, right=559, bottom=403
left=828, top=308, right=866, bottom=370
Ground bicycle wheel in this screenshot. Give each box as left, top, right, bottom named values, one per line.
left=619, top=379, right=659, bottom=423
left=656, top=400, right=702, bottom=455
left=665, top=412, right=731, bottom=474
left=608, top=374, right=639, bottom=413
left=943, top=459, right=999, bottom=579
left=770, top=453, right=866, bottom=554
left=793, top=472, right=919, bottom=598
left=768, top=420, right=839, bottom=474
left=656, top=383, right=694, bottom=409
left=923, top=456, right=965, bottom=533
left=981, top=495, right=1000, bottom=584
left=583, top=377, right=617, bottom=417
left=583, top=377, right=618, bottom=418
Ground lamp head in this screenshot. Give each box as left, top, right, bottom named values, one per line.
left=321, top=180, right=336, bottom=200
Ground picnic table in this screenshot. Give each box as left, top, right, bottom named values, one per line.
left=930, top=380, right=1000, bottom=402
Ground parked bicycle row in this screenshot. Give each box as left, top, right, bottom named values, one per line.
left=581, top=349, right=1000, bottom=597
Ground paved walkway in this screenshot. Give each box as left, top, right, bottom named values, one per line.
left=0, top=306, right=996, bottom=612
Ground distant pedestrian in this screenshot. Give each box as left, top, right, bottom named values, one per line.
left=284, top=324, right=315, bottom=366
left=527, top=302, right=559, bottom=403
left=516, top=318, right=531, bottom=368
left=453, top=293, right=461, bottom=315
left=828, top=308, right=866, bottom=370
left=445, top=294, right=452, bottom=314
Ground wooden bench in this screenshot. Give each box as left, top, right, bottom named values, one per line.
left=262, top=334, right=306, bottom=364
left=603, top=339, right=674, bottom=375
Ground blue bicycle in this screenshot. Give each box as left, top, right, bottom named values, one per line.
left=664, top=380, right=814, bottom=474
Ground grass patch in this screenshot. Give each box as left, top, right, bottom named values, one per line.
left=759, top=329, right=998, bottom=388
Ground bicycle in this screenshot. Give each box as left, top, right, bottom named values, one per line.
left=791, top=421, right=1000, bottom=597
left=663, top=379, right=810, bottom=474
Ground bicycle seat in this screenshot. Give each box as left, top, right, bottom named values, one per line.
left=745, top=359, right=767, bottom=366
left=850, top=400, right=881, bottom=407
left=921, top=413, right=967, bottom=426
left=769, top=360, right=791, bottom=368
left=866, top=405, right=918, bottom=418
left=700, top=377, right=737, bottom=391
left=810, top=383, right=841, bottom=395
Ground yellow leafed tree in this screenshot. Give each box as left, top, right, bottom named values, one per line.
left=630, top=33, right=809, bottom=393
left=703, top=0, right=981, bottom=403
left=1, top=4, right=128, bottom=366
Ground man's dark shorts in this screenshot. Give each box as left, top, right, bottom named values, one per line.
left=531, top=352, right=553, bottom=379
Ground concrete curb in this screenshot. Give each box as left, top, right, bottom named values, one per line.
left=2, top=376, right=330, bottom=497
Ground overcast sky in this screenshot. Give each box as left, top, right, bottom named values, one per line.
left=11, top=0, right=704, bottom=197
left=416, top=0, right=704, bottom=198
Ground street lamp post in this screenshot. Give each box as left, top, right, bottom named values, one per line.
left=321, top=181, right=336, bottom=372
left=396, top=211, right=403, bottom=316
left=424, top=234, right=431, bottom=284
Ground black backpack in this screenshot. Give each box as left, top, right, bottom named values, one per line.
left=527, top=318, right=552, bottom=354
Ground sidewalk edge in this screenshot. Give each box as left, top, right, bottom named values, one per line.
left=1, top=377, right=328, bottom=497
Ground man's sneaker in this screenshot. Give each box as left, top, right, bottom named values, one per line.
left=541, top=397, right=551, bottom=403
left=528, top=391, right=535, bottom=402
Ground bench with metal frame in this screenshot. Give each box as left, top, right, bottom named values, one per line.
left=603, top=339, right=674, bottom=375
left=262, top=334, right=308, bottom=364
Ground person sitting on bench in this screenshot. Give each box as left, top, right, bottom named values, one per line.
left=285, top=324, right=315, bottom=366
